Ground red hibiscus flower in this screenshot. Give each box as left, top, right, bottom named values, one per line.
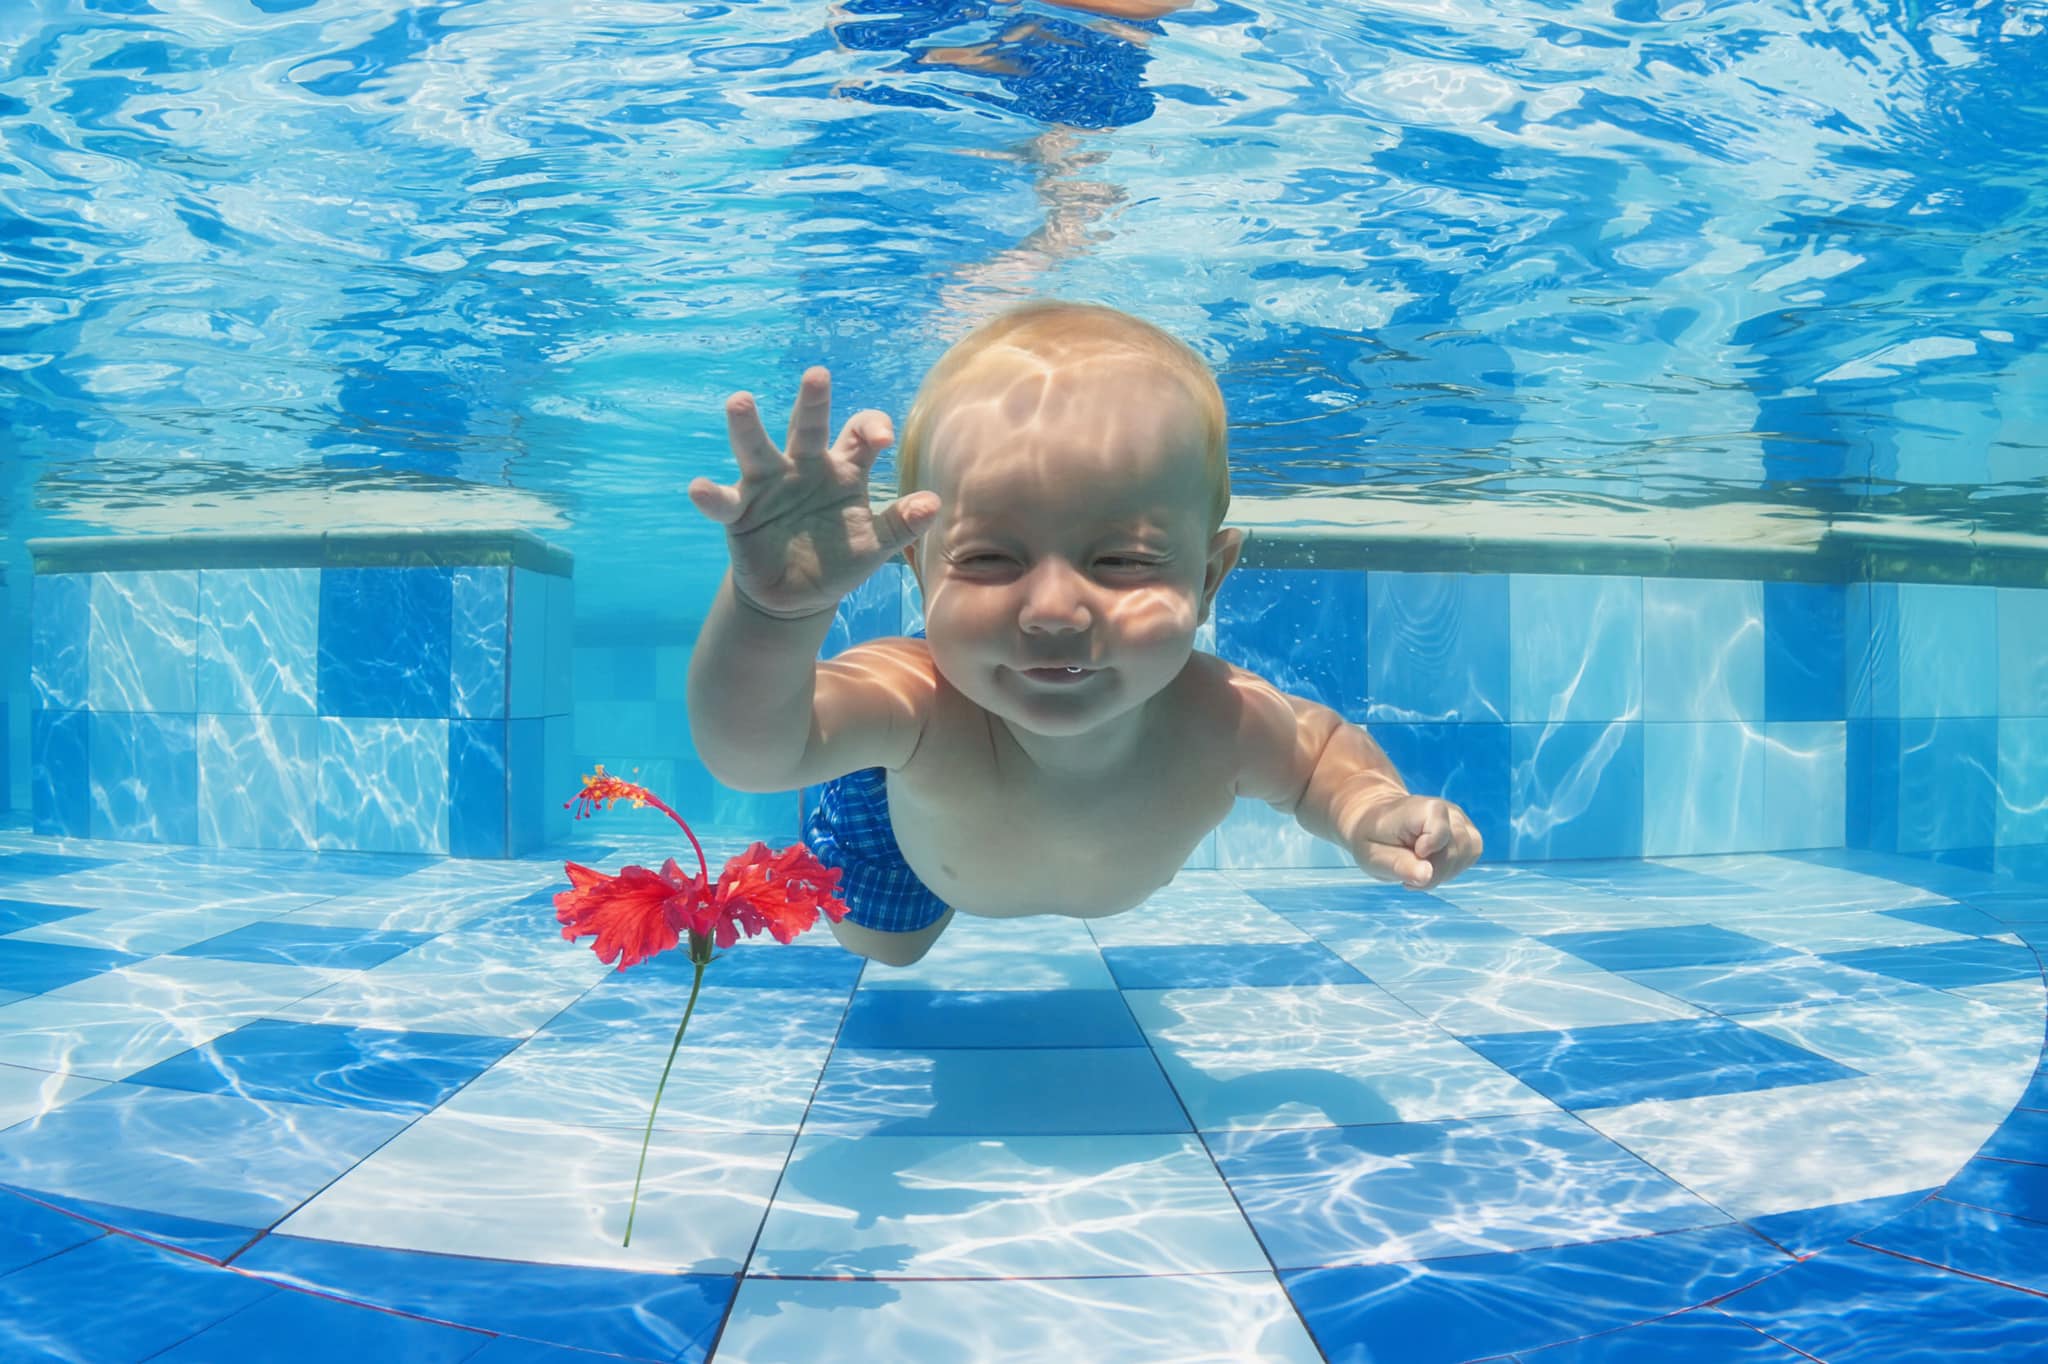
left=551, top=766, right=850, bottom=1245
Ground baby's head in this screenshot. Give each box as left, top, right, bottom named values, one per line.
left=894, top=300, right=1231, bottom=542
left=889, top=301, right=1244, bottom=744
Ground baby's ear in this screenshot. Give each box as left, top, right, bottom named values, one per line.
left=1199, top=527, right=1245, bottom=622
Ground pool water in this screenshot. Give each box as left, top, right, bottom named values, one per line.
left=0, top=821, right=2041, bottom=1361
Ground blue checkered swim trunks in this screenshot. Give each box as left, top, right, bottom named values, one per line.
left=802, top=764, right=951, bottom=934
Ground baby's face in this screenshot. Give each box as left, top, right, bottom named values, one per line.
left=908, top=353, right=1238, bottom=745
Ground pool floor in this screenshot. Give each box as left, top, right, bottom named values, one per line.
left=0, top=817, right=2042, bottom=1362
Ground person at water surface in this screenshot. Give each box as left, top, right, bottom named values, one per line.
left=686, top=301, right=1484, bottom=966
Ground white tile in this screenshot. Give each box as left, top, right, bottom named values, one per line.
left=277, top=1108, right=788, bottom=1273
left=439, top=1031, right=832, bottom=1134
left=1732, top=990, right=2040, bottom=1113
left=1710, top=911, right=1973, bottom=955
left=1376, top=964, right=1702, bottom=1035
left=861, top=913, right=1114, bottom=991
left=751, top=1132, right=1269, bottom=1278
left=1949, top=976, right=2046, bottom=1016
left=1578, top=1077, right=2010, bottom=1219
left=1291, top=911, right=1581, bottom=982
left=270, top=945, right=601, bottom=1038
left=1656, top=855, right=1952, bottom=912
left=716, top=1272, right=1326, bottom=1364
left=1125, top=985, right=1556, bottom=1128
left=6, top=904, right=283, bottom=954
left=1084, top=894, right=1310, bottom=948
left=0, top=1062, right=108, bottom=1129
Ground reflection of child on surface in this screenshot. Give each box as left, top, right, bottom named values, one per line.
left=829, top=0, right=1194, bottom=323
left=687, top=301, right=1483, bottom=966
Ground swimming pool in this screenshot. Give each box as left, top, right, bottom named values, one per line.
left=3, top=0, right=2046, bottom=1359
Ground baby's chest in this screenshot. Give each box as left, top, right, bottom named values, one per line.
left=889, top=740, right=1237, bottom=916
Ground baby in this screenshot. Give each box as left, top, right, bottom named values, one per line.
left=686, top=301, right=1482, bottom=966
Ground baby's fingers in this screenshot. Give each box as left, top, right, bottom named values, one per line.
left=686, top=475, right=744, bottom=525
left=723, top=390, right=789, bottom=484
left=1356, top=838, right=1435, bottom=889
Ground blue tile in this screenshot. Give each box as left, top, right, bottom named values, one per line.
left=837, top=989, right=1143, bottom=1049
left=29, top=708, right=90, bottom=838
left=171, top=923, right=434, bottom=970
left=1643, top=579, right=1764, bottom=723
left=1364, top=721, right=1512, bottom=861
left=196, top=567, right=319, bottom=717
left=1847, top=717, right=1901, bottom=852
left=1364, top=572, right=1510, bottom=724
left=1853, top=1196, right=2048, bottom=1296
left=1717, top=1240, right=2048, bottom=1363
left=1281, top=1225, right=1791, bottom=1364
left=1820, top=938, right=2040, bottom=988
left=0, top=895, right=94, bottom=933
left=450, top=719, right=510, bottom=859
left=1744, top=1189, right=1938, bottom=1258
left=318, top=567, right=453, bottom=719
left=1899, top=717, right=1999, bottom=855
left=1764, top=581, right=1845, bottom=723
left=805, top=1047, right=1189, bottom=1136
left=451, top=565, right=510, bottom=720
left=1519, top=1309, right=1811, bottom=1361
left=1932, top=1157, right=2048, bottom=1224
left=234, top=1235, right=732, bottom=1362
left=0, top=938, right=144, bottom=993
left=508, top=568, right=548, bottom=720
left=1249, top=883, right=1461, bottom=916
left=88, top=571, right=199, bottom=714
left=16, top=1190, right=262, bottom=1260
left=507, top=716, right=547, bottom=855
left=1534, top=860, right=1750, bottom=898
left=1619, top=957, right=1918, bottom=1016
left=633, top=943, right=862, bottom=991
left=197, top=713, right=320, bottom=850
left=1459, top=1016, right=1859, bottom=1110
left=0, top=1234, right=276, bottom=1360
left=1542, top=925, right=1790, bottom=973
left=154, top=1281, right=494, bottom=1362
left=1509, top=575, right=1641, bottom=723
left=0, top=851, right=111, bottom=884
left=1211, top=1113, right=1727, bottom=1270
left=125, top=1019, right=517, bottom=1116
left=89, top=710, right=201, bottom=844
left=1878, top=903, right=2012, bottom=937
left=1975, top=1108, right=2048, bottom=1166
left=1216, top=568, right=1368, bottom=715
left=0, top=1084, right=407, bottom=1230
left=1847, top=582, right=1900, bottom=719
left=0, top=1191, right=104, bottom=1275
left=1510, top=721, right=1645, bottom=860
left=1100, top=942, right=1369, bottom=988
left=30, top=573, right=89, bottom=710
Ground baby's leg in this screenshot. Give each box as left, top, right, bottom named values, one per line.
left=827, top=907, right=955, bottom=967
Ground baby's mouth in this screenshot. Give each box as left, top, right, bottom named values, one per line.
left=1021, top=666, right=1097, bottom=684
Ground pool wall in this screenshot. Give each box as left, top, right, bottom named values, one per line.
left=14, top=535, right=2048, bottom=879
left=23, top=533, right=574, bottom=858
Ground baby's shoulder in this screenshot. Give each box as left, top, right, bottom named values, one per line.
left=1174, top=651, right=1329, bottom=802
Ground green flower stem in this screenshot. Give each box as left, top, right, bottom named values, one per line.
left=622, top=936, right=711, bottom=1248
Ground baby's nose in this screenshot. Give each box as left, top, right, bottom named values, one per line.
left=1017, top=559, right=1092, bottom=633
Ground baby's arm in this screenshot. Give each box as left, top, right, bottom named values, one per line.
left=1228, top=668, right=1483, bottom=889
left=685, top=367, right=941, bottom=793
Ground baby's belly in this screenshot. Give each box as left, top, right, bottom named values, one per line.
left=897, top=828, right=1194, bottom=919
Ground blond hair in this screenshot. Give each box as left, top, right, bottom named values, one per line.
left=894, top=300, right=1232, bottom=531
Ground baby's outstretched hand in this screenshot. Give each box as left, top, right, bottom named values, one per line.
left=687, top=366, right=942, bottom=621
left=1348, top=795, right=1484, bottom=891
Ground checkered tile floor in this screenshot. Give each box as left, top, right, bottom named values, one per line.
left=0, top=817, right=2043, bottom=1362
